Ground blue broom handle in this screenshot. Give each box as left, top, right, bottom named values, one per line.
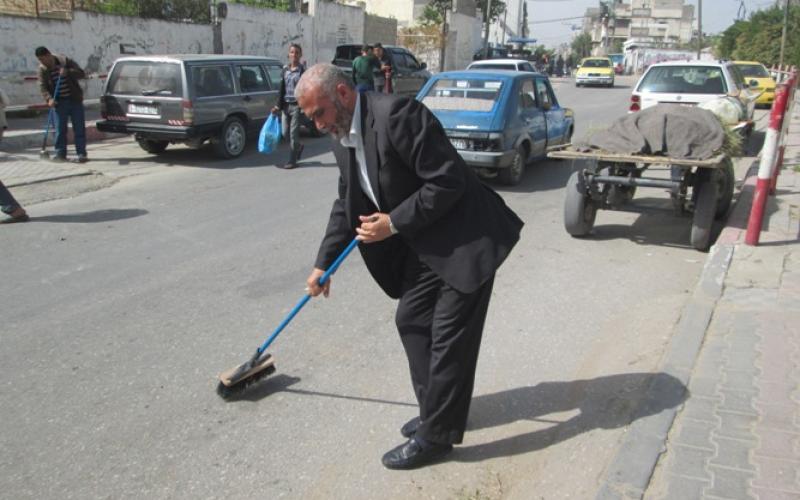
left=257, top=237, right=359, bottom=354
left=42, top=75, right=63, bottom=138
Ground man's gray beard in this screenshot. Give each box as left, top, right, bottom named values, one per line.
left=329, top=98, right=354, bottom=140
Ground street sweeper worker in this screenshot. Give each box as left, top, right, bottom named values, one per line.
left=36, top=46, right=88, bottom=163
left=295, top=64, right=523, bottom=470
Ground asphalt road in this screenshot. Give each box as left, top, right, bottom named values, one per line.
left=0, top=76, right=764, bottom=499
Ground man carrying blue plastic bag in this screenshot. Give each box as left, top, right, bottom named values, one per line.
left=271, top=43, right=306, bottom=169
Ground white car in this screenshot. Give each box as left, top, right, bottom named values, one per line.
left=630, top=60, right=758, bottom=125
left=466, top=59, right=536, bottom=72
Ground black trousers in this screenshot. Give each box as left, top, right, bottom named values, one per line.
left=395, top=252, right=494, bottom=444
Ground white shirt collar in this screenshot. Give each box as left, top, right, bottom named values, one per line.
left=340, top=92, right=361, bottom=149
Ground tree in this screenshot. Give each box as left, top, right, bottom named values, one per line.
left=716, top=4, right=800, bottom=68
left=571, top=32, right=592, bottom=59
left=422, top=0, right=506, bottom=24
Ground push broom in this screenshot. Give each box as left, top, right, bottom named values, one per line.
left=217, top=238, right=359, bottom=399
left=39, top=73, right=62, bottom=160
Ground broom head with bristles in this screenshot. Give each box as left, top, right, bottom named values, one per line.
left=216, top=351, right=276, bottom=399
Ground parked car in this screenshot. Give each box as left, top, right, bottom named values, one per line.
left=467, top=59, right=536, bottom=72
left=733, top=60, right=776, bottom=108
left=416, top=70, right=574, bottom=186
left=331, top=44, right=431, bottom=96
left=97, top=54, right=291, bottom=158
left=575, top=57, right=615, bottom=87
left=630, top=60, right=757, bottom=126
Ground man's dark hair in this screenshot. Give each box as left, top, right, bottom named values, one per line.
left=362, top=44, right=372, bottom=53
left=35, top=46, right=51, bottom=57
left=373, top=43, right=383, bottom=49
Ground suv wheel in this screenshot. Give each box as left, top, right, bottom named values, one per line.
left=213, top=116, right=246, bottom=159
left=136, top=138, right=169, bottom=154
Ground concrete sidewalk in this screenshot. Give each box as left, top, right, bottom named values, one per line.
left=599, top=96, right=800, bottom=498
left=0, top=103, right=116, bottom=154
left=0, top=104, right=125, bottom=187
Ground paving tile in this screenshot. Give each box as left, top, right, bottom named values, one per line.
left=756, top=381, right=797, bottom=405
left=705, top=465, right=757, bottom=500
left=661, top=474, right=711, bottom=500
left=723, top=369, right=760, bottom=391
left=683, top=396, right=722, bottom=423
left=750, top=487, right=800, bottom=500
left=757, top=403, right=800, bottom=432
left=674, top=418, right=718, bottom=450
left=753, top=427, right=800, bottom=461
left=752, top=456, right=800, bottom=492
left=665, top=444, right=714, bottom=480
left=690, top=375, right=724, bottom=398
left=718, top=389, right=759, bottom=416
left=710, top=436, right=757, bottom=471
left=715, top=411, right=758, bottom=442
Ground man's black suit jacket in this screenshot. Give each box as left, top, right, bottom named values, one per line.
left=315, top=92, right=523, bottom=298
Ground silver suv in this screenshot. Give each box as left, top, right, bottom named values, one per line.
left=97, top=55, right=284, bottom=158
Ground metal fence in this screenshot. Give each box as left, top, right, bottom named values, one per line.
left=0, top=0, right=211, bottom=23
left=0, top=0, right=74, bottom=19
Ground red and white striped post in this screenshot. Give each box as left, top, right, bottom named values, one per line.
left=745, top=83, right=790, bottom=246
left=769, top=67, right=798, bottom=194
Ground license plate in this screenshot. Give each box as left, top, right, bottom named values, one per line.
left=450, top=138, right=468, bottom=150
left=128, top=103, right=158, bottom=115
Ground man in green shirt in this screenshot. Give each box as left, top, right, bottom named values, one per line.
left=352, top=45, right=379, bottom=92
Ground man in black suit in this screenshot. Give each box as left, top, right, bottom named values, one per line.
left=295, top=64, right=523, bottom=469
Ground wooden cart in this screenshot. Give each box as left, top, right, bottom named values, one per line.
left=547, top=145, right=735, bottom=251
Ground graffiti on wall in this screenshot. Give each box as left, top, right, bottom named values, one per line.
left=228, top=18, right=306, bottom=58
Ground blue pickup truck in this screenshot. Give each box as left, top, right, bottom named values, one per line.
left=416, top=70, right=574, bottom=185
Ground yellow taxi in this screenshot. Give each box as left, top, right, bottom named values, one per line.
left=734, top=61, right=776, bottom=107
left=575, top=57, right=615, bottom=87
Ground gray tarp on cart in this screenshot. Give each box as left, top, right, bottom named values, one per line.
left=575, top=104, right=725, bottom=160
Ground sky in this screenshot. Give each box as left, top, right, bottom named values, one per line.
left=521, top=0, right=777, bottom=47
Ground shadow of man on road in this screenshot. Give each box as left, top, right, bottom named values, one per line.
left=31, top=208, right=148, bottom=223
left=456, top=372, right=686, bottom=461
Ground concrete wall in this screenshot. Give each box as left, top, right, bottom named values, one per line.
left=0, top=10, right=210, bottom=105
left=364, top=13, right=397, bottom=46
left=0, top=3, right=401, bottom=107
left=361, top=0, right=415, bottom=26
left=220, top=3, right=313, bottom=62
left=445, top=12, right=482, bottom=71
left=312, top=1, right=364, bottom=65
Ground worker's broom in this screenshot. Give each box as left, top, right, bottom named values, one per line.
left=39, top=74, right=62, bottom=160
left=217, top=238, right=359, bottom=399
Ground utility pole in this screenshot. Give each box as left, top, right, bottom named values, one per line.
left=697, top=0, right=703, bottom=59
left=779, top=0, right=789, bottom=67
left=439, top=6, right=448, bottom=72
left=484, top=0, right=493, bottom=56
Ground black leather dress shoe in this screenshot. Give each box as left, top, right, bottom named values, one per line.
left=401, top=416, right=420, bottom=438
left=381, top=438, right=453, bottom=470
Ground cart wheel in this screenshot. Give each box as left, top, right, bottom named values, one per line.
left=691, top=171, right=718, bottom=251
left=564, top=170, right=596, bottom=236
left=715, top=159, right=735, bottom=219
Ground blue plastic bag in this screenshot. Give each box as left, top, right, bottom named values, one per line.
left=258, top=113, right=282, bottom=154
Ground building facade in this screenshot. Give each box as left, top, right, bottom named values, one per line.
left=584, top=0, right=695, bottom=54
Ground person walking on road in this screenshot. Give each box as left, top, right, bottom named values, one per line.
left=351, top=45, right=379, bottom=93
left=271, top=43, right=306, bottom=170
left=0, top=181, right=29, bottom=224
left=372, top=43, right=393, bottom=94
left=295, top=64, right=523, bottom=470
left=36, top=46, right=88, bottom=163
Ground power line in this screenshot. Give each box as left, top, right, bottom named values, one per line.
left=527, top=15, right=584, bottom=25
